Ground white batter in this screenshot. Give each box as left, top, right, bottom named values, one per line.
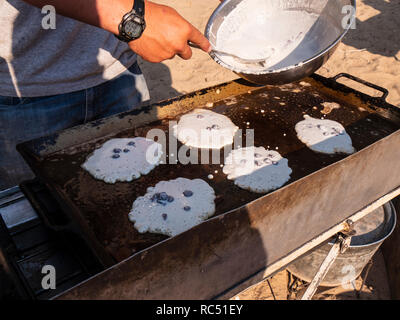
left=172, top=109, right=239, bottom=149
left=223, top=146, right=292, bottom=193
left=129, top=178, right=216, bottom=237
left=82, top=137, right=163, bottom=184
left=295, top=115, right=355, bottom=154
left=215, top=0, right=320, bottom=73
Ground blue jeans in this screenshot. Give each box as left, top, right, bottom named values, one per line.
left=0, top=62, right=149, bottom=190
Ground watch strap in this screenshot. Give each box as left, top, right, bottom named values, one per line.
left=134, top=0, right=145, bottom=16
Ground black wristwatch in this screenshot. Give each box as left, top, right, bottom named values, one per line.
left=115, top=0, right=146, bottom=42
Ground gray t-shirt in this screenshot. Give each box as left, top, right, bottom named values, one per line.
left=0, top=0, right=137, bottom=97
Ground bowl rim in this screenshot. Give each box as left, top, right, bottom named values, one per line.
left=205, top=0, right=357, bottom=75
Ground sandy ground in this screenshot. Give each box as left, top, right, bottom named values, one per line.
left=231, top=249, right=391, bottom=300
left=139, top=0, right=400, bottom=107
left=138, top=0, right=398, bottom=300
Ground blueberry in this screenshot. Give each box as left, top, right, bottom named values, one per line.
left=272, top=161, right=278, bottom=166
left=206, top=126, right=212, bottom=131
left=159, top=192, right=168, bottom=201
left=167, top=196, right=174, bottom=203
left=157, top=199, right=167, bottom=206
left=211, top=124, right=220, bottom=130
left=196, top=115, right=204, bottom=119
left=113, top=148, right=122, bottom=153
left=162, top=213, right=168, bottom=220
left=263, top=158, right=272, bottom=165
left=112, top=154, right=120, bottom=159
left=254, top=160, right=262, bottom=166
left=183, top=190, right=193, bottom=197
left=332, top=128, right=344, bottom=136
left=127, top=141, right=136, bottom=146
left=123, top=149, right=130, bottom=153
left=254, top=153, right=262, bottom=158
left=184, top=206, right=191, bottom=211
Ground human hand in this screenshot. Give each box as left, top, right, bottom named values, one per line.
left=129, top=1, right=211, bottom=62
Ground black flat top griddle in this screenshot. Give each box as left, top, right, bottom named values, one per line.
left=17, top=74, right=400, bottom=266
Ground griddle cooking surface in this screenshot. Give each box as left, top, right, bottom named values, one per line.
left=32, top=79, right=400, bottom=262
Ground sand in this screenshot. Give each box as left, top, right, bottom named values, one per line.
left=230, top=249, right=391, bottom=300
left=139, top=0, right=400, bottom=107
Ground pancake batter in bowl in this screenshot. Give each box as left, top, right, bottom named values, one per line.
left=215, top=0, right=320, bottom=73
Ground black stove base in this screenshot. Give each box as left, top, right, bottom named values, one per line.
left=0, top=180, right=104, bottom=300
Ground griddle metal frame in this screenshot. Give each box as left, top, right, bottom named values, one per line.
left=16, top=74, right=400, bottom=300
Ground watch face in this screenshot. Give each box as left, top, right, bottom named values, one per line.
left=125, top=20, right=143, bottom=39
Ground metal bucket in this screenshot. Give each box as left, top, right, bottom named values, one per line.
left=287, top=202, right=397, bottom=287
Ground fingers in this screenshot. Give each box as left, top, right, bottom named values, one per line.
left=188, top=24, right=211, bottom=53
left=177, top=44, right=193, bottom=60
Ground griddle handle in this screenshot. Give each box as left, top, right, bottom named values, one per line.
left=332, top=73, right=389, bottom=101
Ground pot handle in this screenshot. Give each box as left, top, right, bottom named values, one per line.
left=332, top=73, right=389, bottom=101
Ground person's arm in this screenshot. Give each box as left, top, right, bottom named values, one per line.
left=23, top=0, right=211, bottom=62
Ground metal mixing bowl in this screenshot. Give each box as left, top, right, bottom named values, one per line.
left=205, top=0, right=356, bottom=85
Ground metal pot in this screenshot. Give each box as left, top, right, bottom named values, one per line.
left=205, top=0, right=356, bottom=85
left=287, top=202, right=397, bottom=287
